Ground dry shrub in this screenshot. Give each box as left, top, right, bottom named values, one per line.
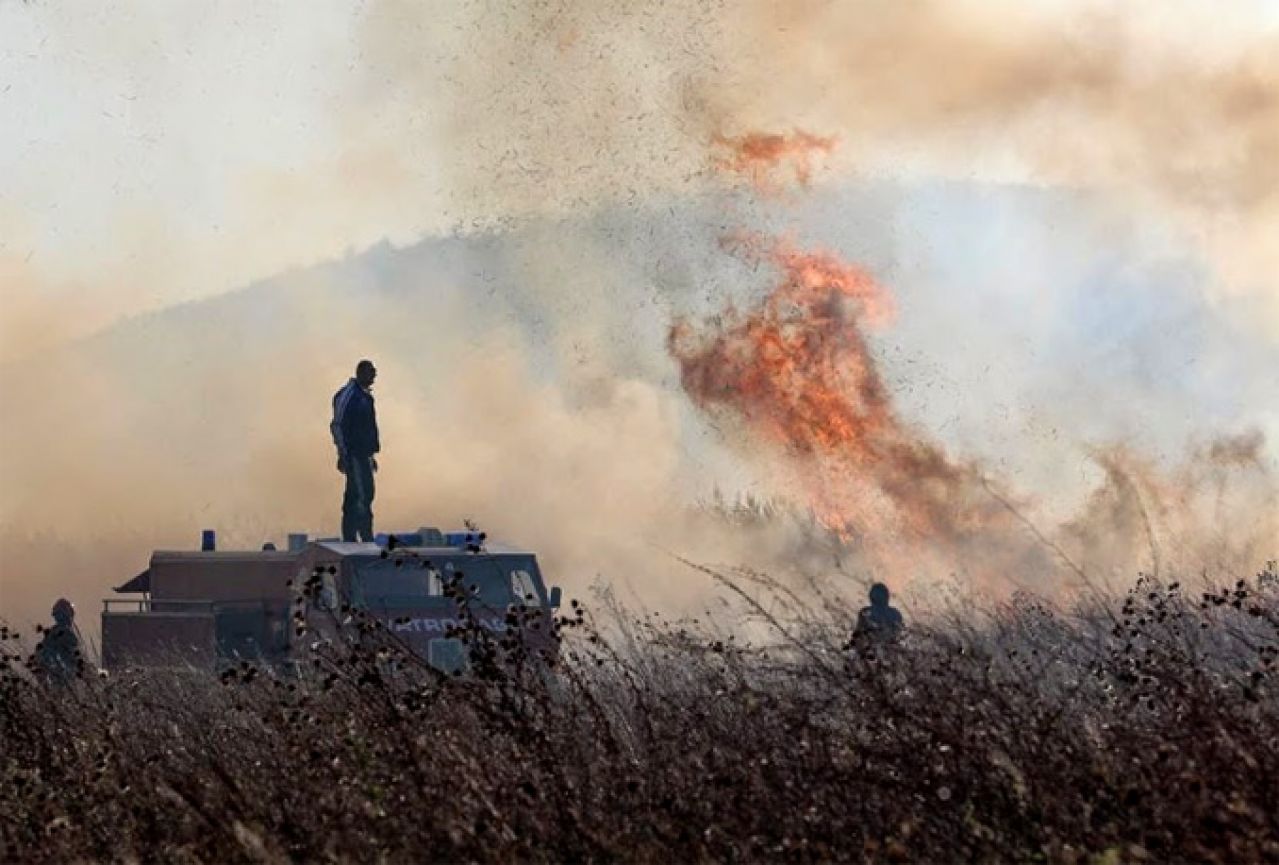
left=1, top=564, right=1277, bottom=864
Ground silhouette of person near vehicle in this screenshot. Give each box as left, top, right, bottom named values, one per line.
left=851, top=582, right=904, bottom=645
left=36, top=598, right=82, bottom=684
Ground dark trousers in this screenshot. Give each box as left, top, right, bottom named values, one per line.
left=342, top=455, right=376, bottom=542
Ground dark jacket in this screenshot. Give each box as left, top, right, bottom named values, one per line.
left=331, top=379, right=380, bottom=459
left=853, top=603, right=903, bottom=642
left=37, top=624, right=80, bottom=682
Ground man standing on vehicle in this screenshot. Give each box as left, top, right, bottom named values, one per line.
left=331, top=359, right=380, bottom=542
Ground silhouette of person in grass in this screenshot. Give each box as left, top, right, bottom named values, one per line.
left=331, top=359, right=380, bottom=542
left=852, top=582, right=903, bottom=644
left=37, top=598, right=82, bottom=684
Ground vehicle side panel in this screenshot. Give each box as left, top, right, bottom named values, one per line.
left=102, top=612, right=216, bottom=669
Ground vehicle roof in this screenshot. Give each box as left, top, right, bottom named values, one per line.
left=116, top=549, right=302, bottom=593
left=111, top=541, right=540, bottom=595
left=312, top=541, right=535, bottom=557
left=151, top=550, right=302, bottom=562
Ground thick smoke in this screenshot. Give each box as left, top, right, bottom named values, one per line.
left=359, top=0, right=1279, bottom=327
left=3, top=1, right=1277, bottom=637
left=670, top=235, right=1275, bottom=596
left=669, top=237, right=1026, bottom=582
left=0, top=231, right=822, bottom=637
left=1062, top=433, right=1278, bottom=588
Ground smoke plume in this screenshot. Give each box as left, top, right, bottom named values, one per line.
left=359, top=0, right=1279, bottom=327
left=3, top=1, right=1277, bottom=639
left=670, top=232, right=1276, bottom=595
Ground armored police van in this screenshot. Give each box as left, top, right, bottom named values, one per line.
left=101, top=527, right=562, bottom=673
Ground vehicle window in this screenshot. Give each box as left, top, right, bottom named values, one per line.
left=423, top=566, right=444, bottom=596
left=464, top=560, right=514, bottom=610
left=439, top=558, right=518, bottom=610
left=375, top=555, right=542, bottom=612
left=320, top=572, right=338, bottom=610
left=353, top=559, right=446, bottom=608
left=511, top=569, right=541, bottom=606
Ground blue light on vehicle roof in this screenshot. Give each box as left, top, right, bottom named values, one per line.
left=373, top=532, right=426, bottom=548
left=445, top=530, right=485, bottom=548
left=368, top=529, right=484, bottom=549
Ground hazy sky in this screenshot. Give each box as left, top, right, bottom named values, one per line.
left=4, top=0, right=1279, bottom=362
left=3, top=0, right=1278, bottom=628
left=2, top=2, right=440, bottom=356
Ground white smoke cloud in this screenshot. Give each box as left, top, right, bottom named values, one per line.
left=2, top=0, right=1276, bottom=636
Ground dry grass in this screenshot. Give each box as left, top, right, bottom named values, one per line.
left=2, top=564, right=1277, bottom=864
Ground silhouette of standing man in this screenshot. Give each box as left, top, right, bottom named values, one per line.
left=331, top=359, right=380, bottom=542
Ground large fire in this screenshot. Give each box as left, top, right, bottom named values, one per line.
left=670, top=236, right=1040, bottom=586
left=711, top=130, right=837, bottom=189
left=686, top=125, right=1276, bottom=593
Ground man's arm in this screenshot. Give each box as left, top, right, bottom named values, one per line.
left=330, top=384, right=355, bottom=472
left=852, top=608, right=870, bottom=639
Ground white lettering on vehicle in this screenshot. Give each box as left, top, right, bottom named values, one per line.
left=387, top=617, right=508, bottom=634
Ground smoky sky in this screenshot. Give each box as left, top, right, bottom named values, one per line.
left=2, top=1, right=1277, bottom=633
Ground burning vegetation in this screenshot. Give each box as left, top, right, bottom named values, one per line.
left=711, top=130, right=838, bottom=190
left=669, top=230, right=1277, bottom=596
left=5, top=2, right=1279, bottom=860
left=670, top=236, right=1051, bottom=593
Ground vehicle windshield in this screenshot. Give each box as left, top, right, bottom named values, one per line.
left=350, top=554, right=543, bottom=611
left=349, top=559, right=443, bottom=609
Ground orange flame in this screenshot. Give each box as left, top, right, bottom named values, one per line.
left=672, top=237, right=1277, bottom=593
left=671, top=237, right=1027, bottom=582
left=711, top=130, right=837, bottom=189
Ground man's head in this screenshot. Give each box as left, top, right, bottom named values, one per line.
left=51, top=598, right=74, bottom=626
left=355, top=359, right=377, bottom=389
left=868, top=582, right=890, bottom=607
